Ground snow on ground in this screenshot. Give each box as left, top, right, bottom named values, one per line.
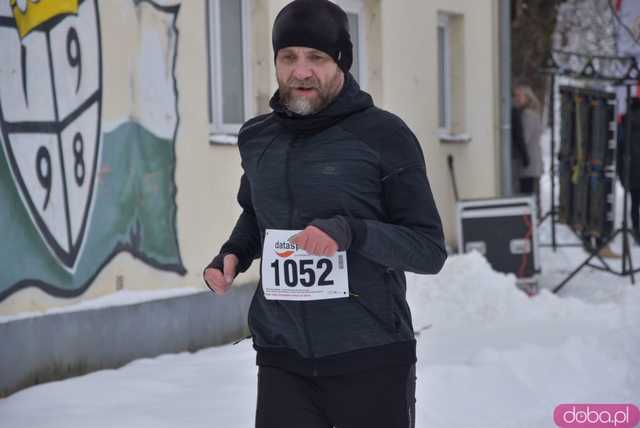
left=1, top=132, right=639, bottom=427
left=1, top=249, right=638, bottom=428
left=408, top=253, right=640, bottom=428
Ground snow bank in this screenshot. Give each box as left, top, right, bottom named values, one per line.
left=406, top=251, right=639, bottom=332
left=407, top=252, right=640, bottom=427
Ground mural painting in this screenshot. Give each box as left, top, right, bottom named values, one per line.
left=0, top=0, right=185, bottom=302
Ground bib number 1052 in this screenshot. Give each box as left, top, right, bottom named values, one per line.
left=262, top=229, right=349, bottom=301
left=269, top=259, right=334, bottom=287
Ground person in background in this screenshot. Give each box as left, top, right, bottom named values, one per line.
left=513, top=84, right=544, bottom=215
left=617, top=99, right=640, bottom=246
left=511, top=105, right=529, bottom=194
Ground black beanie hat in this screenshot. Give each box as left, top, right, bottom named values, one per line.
left=272, top=0, right=353, bottom=72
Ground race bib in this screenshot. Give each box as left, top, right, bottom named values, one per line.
left=261, top=229, right=349, bottom=301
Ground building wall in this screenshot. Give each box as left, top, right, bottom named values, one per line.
left=0, top=284, right=256, bottom=397
left=380, top=0, right=501, bottom=245
left=0, top=0, right=499, bottom=316
left=0, top=0, right=245, bottom=315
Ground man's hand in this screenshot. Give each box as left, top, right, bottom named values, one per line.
left=289, top=225, right=338, bottom=256
left=203, top=254, right=239, bottom=295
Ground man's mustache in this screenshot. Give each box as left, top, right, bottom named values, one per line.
left=286, top=79, right=319, bottom=89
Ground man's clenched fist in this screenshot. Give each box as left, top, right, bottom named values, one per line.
left=203, top=254, right=239, bottom=294
left=289, top=225, right=338, bottom=256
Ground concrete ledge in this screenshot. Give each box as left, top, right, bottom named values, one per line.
left=0, top=282, right=256, bottom=397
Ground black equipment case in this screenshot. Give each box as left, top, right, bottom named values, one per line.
left=457, top=197, right=540, bottom=291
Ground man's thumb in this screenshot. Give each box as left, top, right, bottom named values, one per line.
left=223, top=255, right=237, bottom=284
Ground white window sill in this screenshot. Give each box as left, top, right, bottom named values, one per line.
left=438, top=131, right=471, bottom=143
left=209, top=133, right=238, bottom=145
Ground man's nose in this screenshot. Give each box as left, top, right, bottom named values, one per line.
left=291, top=62, right=313, bottom=81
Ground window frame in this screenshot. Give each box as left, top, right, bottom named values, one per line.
left=333, top=0, right=367, bottom=89
left=207, top=0, right=253, bottom=137
left=437, top=12, right=452, bottom=133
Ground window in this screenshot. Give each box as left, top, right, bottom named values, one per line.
left=335, top=0, right=367, bottom=88
left=437, top=12, right=467, bottom=141
left=207, top=0, right=252, bottom=137
left=438, top=13, right=452, bottom=131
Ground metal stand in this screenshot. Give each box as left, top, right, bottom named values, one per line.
left=538, top=72, right=583, bottom=250
left=540, top=50, right=640, bottom=293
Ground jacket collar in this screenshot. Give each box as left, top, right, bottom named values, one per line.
left=270, top=72, right=373, bottom=135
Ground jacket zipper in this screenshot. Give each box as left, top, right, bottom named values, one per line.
left=381, top=162, right=424, bottom=182
left=286, top=136, right=317, bottom=370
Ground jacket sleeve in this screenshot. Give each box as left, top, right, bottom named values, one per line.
left=522, top=109, right=543, bottom=151
left=214, top=173, right=262, bottom=273
left=349, top=122, right=447, bottom=275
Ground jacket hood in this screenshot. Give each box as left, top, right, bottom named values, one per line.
left=270, top=72, right=373, bottom=134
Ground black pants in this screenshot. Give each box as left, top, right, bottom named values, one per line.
left=255, top=365, right=416, bottom=428
left=519, top=177, right=541, bottom=218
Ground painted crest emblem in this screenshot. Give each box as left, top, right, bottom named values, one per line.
left=0, top=0, right=102, bottom=270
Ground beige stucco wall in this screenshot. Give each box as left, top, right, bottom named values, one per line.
left=380, top=0, right=501, bottom=247
left=1, top=0, right=499, bottom=316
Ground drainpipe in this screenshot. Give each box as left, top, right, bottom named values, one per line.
left=499, top=0, right=512, bottom=196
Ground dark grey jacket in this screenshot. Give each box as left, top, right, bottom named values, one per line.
left=617, top=110, right=640, bottom=190
left=215, top=74, right=446, bottom=376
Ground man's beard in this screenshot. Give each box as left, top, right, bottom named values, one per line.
left=284, top=92, right=323, bottom=116
left=278, top=73, right=341, bottom=116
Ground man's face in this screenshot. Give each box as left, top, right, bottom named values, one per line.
left=276, top=47, right=345, bottom=115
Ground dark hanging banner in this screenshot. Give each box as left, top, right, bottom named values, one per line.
left=558, top=86, right=617, bottom=239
